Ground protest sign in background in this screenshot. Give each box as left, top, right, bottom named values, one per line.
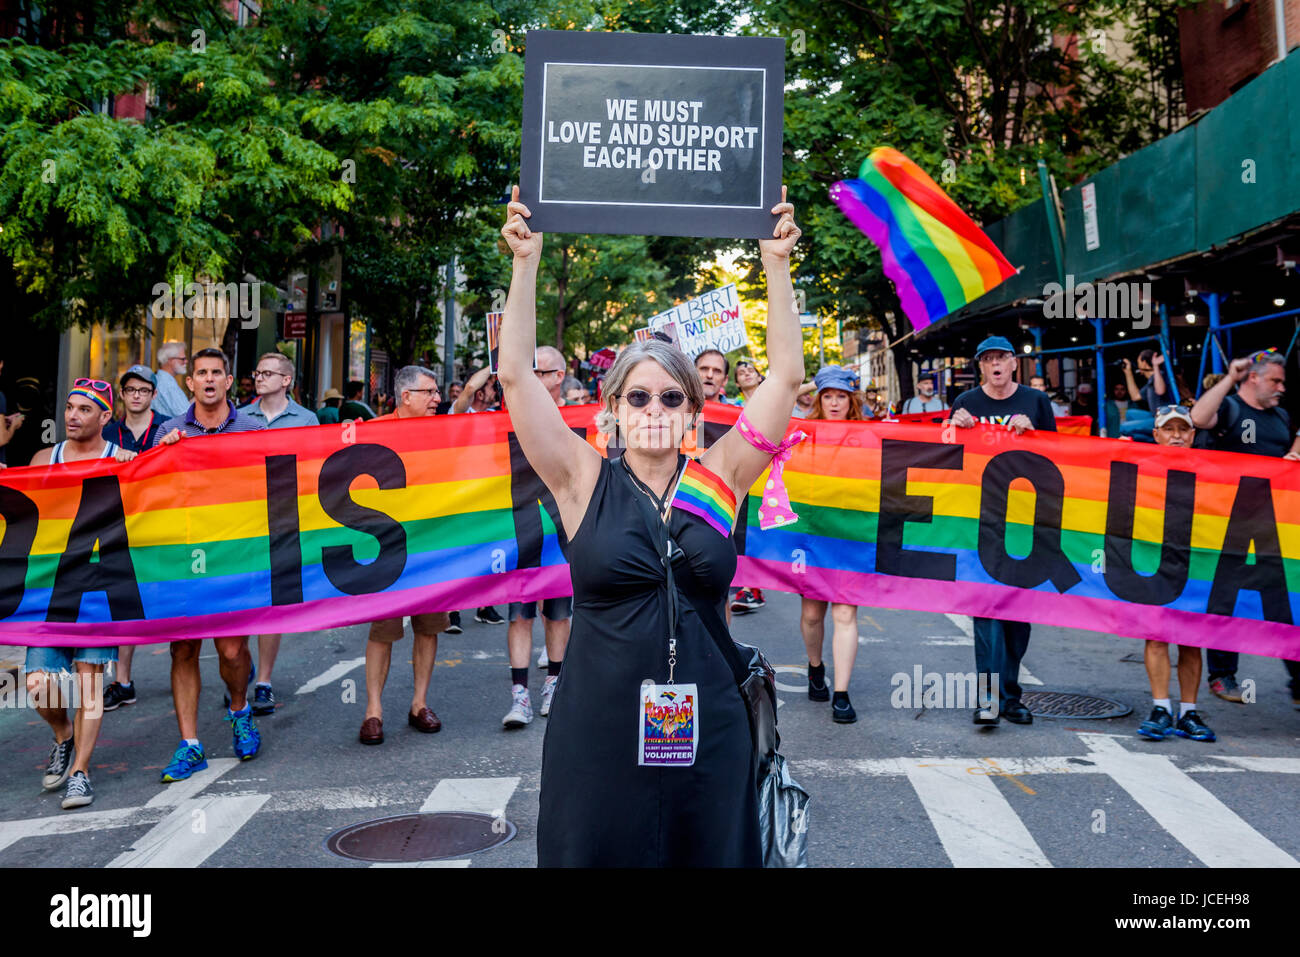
left=519, top=31, right=784, bottom=238
left=647, top=283, right=747, bottom=356
left=0, top=405, right=1296, bottom=661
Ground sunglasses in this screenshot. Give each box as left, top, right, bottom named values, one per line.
left=618, top=389, right=687, bottom=409
left=75, top=378, right=110, bottom=391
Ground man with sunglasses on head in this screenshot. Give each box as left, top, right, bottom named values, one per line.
left=1191, top=348, right=1300, bottom=707
left=235, top=351, right=318, bottom=717
left=147, top=348, right=265, bottom=782
left=26, top=379, right=136, bottom=808
left=502, top=345, right=573, bottom=727
left=356, top=366, right=453, bottom=743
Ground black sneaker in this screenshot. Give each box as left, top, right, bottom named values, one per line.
left=42, top=736, right=75, bottom=791
left=445, top=611, right=463, bottom=635
left=729, top=589, right=761, bottom=613
left=972, top=707, right=1000, bottom=726
left=1174, top=710, right=1216, bottom=742
left=61, top=771, right=93, bottom=810
left=1002, top=700, right=1033, bottom=725
left=102, top=681, right=136, bottom=712
left=831, top=695, right=857, bottom=724
left=475, top=606, right=505, bottom=625
left=807, top=669, right=830, bottom=702
left=251, top=683, right=276, bottom=716
left=1137, top=705, right=1174, bottom=740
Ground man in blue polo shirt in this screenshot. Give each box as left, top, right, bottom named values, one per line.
left=239, top=351, right=317, bottom=715
left=148, top=347, right=265, bottom=782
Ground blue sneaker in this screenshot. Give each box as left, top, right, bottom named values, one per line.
left=160, top=741, right=208, bottom=783
left=1137, top=706, right=1174, bottom=740
left=1174, top=710, right=1217, bottom=742
left=227, top=706, right=261, bottom=760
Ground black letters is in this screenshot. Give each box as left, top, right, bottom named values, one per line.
left=0, top=486, right=39, bottom=620
left=1206, top=476, right=1293, bottom=624
left=977, top=450, right=1081, bottom=592
left=47, top=476, right=145, bottom=622
left=876, top=438, right=962, bottom=580
left=317, top=445, right=407, bottom=595
left=1103, top=462, right=1196, bottom=605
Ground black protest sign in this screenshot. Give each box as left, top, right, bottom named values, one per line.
left=519, top=31, right=785, bottom=239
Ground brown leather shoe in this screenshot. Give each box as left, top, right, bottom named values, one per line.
left=408, top=707, right=442, bottom=733
left=359, top=716, right=384, bottom=745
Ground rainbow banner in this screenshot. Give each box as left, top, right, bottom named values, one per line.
left=830, top=146, right=1017, bottom=331
left=0, top=404, right=1297, bottom=660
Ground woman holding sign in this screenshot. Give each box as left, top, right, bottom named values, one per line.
left=498, top=184, right=803, bottom=867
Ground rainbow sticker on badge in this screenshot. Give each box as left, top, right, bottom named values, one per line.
left=638, top=683, right=699, bottom=767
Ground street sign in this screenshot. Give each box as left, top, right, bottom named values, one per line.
left=283, top=312, right=308, bottom=339
left=519, top=30, right=785, bottom=239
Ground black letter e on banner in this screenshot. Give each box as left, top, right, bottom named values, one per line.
left=977, top=450, right=1081, bottom=592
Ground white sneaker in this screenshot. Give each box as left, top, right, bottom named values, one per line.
left=537, top=648, right=549, bottom=669
left=539, top=675, right=559, bottom=717
left=502, top=684, right=533, bottom=728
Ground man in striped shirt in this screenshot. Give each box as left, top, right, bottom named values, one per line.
left=148, top=348, right=266, bottom=782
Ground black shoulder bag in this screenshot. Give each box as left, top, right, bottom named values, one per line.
left=620, top=456, right=809, bottom=867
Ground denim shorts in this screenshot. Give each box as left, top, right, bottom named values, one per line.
left=508, top=597, right=574, bottom=622
left=24, top=645, right=119, bottom=674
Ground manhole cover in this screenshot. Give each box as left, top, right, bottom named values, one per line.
left=324, top=812, right=516, bottom=863
left=1021, top=690, right=1131, bottom=719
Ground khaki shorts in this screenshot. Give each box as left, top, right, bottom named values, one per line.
left=368, top=612, right=451, bottom=643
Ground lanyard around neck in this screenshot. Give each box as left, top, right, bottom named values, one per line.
left=621, top=454, right=684, bottom=522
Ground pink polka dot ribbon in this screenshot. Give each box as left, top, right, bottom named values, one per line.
left=735, top=410, right=809, bottom=530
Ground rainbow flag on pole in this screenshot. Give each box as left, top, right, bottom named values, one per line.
left=830, top=147, right=1017, bottom=331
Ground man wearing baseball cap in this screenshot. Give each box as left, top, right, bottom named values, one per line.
left=949, top=335, right=1057, bottom=727
left=102, top=365, right=168, bottom=454
left=1134, top=405, right=1217, bottom=742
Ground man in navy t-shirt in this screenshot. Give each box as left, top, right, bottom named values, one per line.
left=949, top=336, right=1057, bottom=727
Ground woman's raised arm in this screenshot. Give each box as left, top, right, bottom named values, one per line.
left=497, top=186, right=602, bottom=532
left=703, top=186, right=805, bottom=496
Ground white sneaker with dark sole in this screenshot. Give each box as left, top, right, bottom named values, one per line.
left=502, top=684, right=533, bottom=728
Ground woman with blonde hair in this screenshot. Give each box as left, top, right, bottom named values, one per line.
left=801, top=365, right=865, bottom=723
left=497, top=184, right=803, bottom=866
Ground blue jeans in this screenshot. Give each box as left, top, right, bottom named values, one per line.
left=24, top=645, right=118, bottom=673
left=1206, top=649, right=1237, bottom=682
left=973, top=618, right=1031, bottom=708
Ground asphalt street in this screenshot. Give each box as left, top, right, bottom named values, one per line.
left=1, top=591, right=1297, bottom=868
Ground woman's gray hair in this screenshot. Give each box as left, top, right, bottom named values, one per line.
left=594, top=340, right=706, bottom=435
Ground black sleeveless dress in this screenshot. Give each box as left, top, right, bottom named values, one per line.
left=537, top=456, right=761, bottom=867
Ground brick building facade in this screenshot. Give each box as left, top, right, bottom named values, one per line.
left=1180, top=0, right=1300, bottom=112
